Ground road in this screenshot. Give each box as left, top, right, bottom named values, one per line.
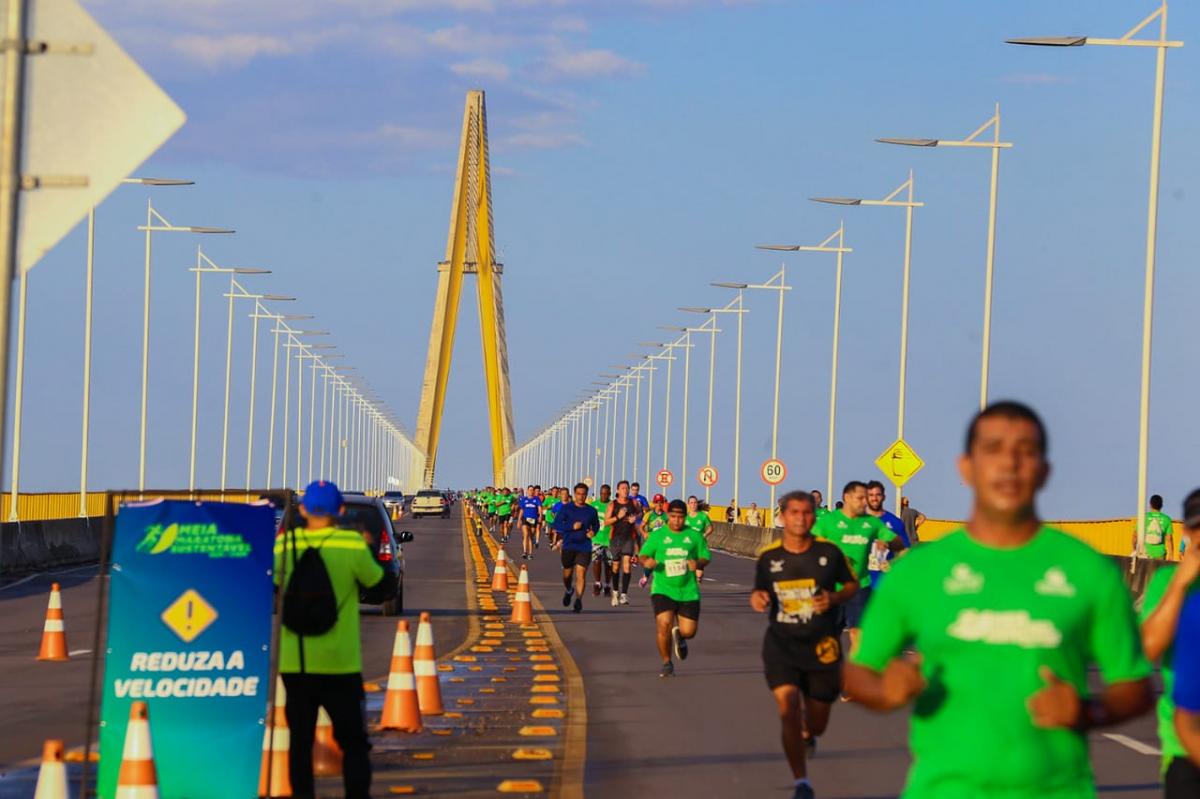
left=0, top=505, right=1169, bottom=798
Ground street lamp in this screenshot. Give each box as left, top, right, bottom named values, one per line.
left=135, top=201, right=233, bottom=493
left=679, top=309, right=732, bottom=503
left=878, top=108, right=1012, bottom=410
left=241, top=301, right=296, bottom=491
left=659, top=325, right=710, bottom=498
left=813, top=175, right=922, bottom=514
left=257, top=313, right=312, bottom=489
left=756, top=224, right=851, bottom=511
left=1007, top=0, right=1184, bottom=560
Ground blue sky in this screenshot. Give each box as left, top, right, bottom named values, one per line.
left=14, top=0, right=1200, bottom=521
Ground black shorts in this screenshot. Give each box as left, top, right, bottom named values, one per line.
left=561, top=548, right=592, bottom=569
left=651, top=594, right=700, bottom=620
left=762, top=631, right=842, bottom=701
left=609, top=537, right=638, bottom=557
left=1166, top=756, right=1200, bottom=799
left=844, top=585, right=872, bottom=629
left=522, top=518, right=538, bottom=529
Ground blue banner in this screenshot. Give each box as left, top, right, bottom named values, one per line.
left=97, top=499, right=277, bottom=799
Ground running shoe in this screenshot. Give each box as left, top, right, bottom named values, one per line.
left=603, top=584, right=612, bottom=597
left=610, top=591, right=619, bottom=607
left=659, top=660, right=674, bottom=678
left=572, top=596, right=583, bottom=613
left=791, top=783, right=815, bottom=799
left=619, top=593, right=629, bottom=605
left=671, top=626, right=688, bottom=661
left=521, top=553, right=528, bottom=560
left=638, top=575, right=648, bottom=589
left=562, top=589, right=573, bottom=607
left=592, top=582, right=601, bottom=597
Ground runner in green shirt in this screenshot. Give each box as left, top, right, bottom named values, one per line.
left=685, top=495, right=713, bottom=582
left=811, top=489, right=829, bottom=519
left=640, top=498, right=711, bottom=677
left=640, top=493, right=670, bottom=588
left=1133, top=494, right=1175, bottom=560
left=1139, top=490, right=1200, bottom=794
left=589, top=484, right=614, bottom=597
left=542, top=488, right=558, bottom=548
left=845, top=401, right=1153, bottom=799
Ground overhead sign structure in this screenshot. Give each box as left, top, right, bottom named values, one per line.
left=656, top=469, right=674, bottom=489
left=875, top=438, right=925, bottom=486
left=697, top=465, right=718, bottom=488
left=19, top=0, right=186, bottom=273
left=97, top=500, right=276, bottom=799
left=760, top=458, right=787, bottom=487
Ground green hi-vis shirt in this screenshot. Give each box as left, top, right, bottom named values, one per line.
left=814, top=509, right=896, bottom=588
left=853, top=527, right=1150, bottom=799
left=1140, top=511, right=1173, bottom=559
left=1139, top=564, right=1199, bottom=772
left=590, top=499, right=612, bottom=546
left=542, top=496, right=558, bottom=523
left=639, top=526, right=711, bottom=602
left=274, top=527, right=384, bottom=675
left=685, top=511, right=712, bottom=538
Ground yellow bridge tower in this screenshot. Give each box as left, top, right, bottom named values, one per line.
left=414, top=90, right=515, bottom=487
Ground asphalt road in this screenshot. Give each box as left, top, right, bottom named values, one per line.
left=512, top=536, right=1166, bottom=799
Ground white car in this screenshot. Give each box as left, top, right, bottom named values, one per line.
left=410, top=489, right=449, bottom=518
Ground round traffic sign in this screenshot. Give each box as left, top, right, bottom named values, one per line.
left=583, top=476, right=594, bottom=488
left=656, top=469, right=674, bottom=488
left=697, top=465, right=719, bottom=488
left=760, top=458, right=787, bottom=486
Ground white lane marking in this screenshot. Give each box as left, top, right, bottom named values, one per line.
left=1103, top=733, right=1161, bottom=756
left=0, top=563, right=98, bottom=593
left=68, top=649, right=93, bottom=657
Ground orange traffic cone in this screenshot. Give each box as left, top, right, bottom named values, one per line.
left=36, top=583, right=67, bottom=661
left=116, top=701, right=158, bottom=799
left=259, top=677, right=292, bottom=798
left=414, top=613, right=444, bottom=716
left=312, top=706, right=342, bottom=777
left=380, top=620, right=422, bottom=732
left=33, top=740, right=67, bottom=799
left=510, top=565, right=533, bottom=624
left=491, top=548, right=510, bottom=591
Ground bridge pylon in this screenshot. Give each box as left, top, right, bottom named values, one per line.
left=414, top=90, right=515, bottom=488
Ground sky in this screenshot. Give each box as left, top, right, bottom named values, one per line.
left=10, top=0, right=1200, bottom=522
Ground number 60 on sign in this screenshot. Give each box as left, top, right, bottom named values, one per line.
left=760, top=458, right=787, bottom=486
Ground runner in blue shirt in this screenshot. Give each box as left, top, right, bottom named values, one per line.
left=518, top=486, right=543, bottom=561
left=1171, top=588, right=1200, bottom=774
left=629, top=482, right=651, bottom=510
left=553, top=483, right=601, bottom=613
left=865, top=480, right=910, bottom=587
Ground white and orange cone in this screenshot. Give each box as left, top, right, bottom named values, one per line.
left=36, top=583, right=67, bottom=661
left=414, top=612, right=444, bottom=716
left=380, top=620, right=422, bottom=732
left=259, top=677, right=292, bottom=798
left=491, top=548, right=510, bottom=591
left=116, top=701, right=158, bottom=799
left=33, top=740, right=67, bottom=799
left=312, top=706, right=343, bottom=777
left=509, top=565, right=533, bottom=625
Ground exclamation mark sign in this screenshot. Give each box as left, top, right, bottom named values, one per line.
left=186, top=598, right=193, bottom=634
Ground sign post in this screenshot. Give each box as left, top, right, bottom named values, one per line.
left=874, top=438, right=924, bottom=514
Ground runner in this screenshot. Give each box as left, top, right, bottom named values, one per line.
left=813, top=481, right=901, bottom=655
left=639, top=494, right=669, bottom=588
left=811, top=490, right=828, bottom=519
left=518, top=485, right=543, bottom=560
left=549, top=488, right=568, bottom=550
left=494, top=487, right=515, bottom=544
left=864, top=480, right=910, bottom=588
left=629, top=482, right=651, bottom=510
left=751, top=490, right=858, bottom=799
left=685, top=495, right=713, bottom=582
left=1133, top=493, right=1175, bottom=561
left=553, top=482, right=601, bottom=613
left=605, top=480, right=644, bottom=606
left=484, top=487, right=499, bottom=532
left=845, top=401, right=1154, bottom=798
left=1139, top=488, right=1200, bottom=797
left=590, top=484, right=615, bottom=597
left=640, top=499, right=711, bottom=677
left=540, top=486, right=558, bottom=549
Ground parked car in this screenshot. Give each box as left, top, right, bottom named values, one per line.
left=411, top=489, right=449, bottom=519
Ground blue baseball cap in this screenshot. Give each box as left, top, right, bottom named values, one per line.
left=301, top=480, right=344, bottom=516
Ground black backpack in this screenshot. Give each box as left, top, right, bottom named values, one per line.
left=282, top=530, right=339, bottom=637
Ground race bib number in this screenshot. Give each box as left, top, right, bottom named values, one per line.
left=664, top=559, right=687, bottom=578
left=774, top=579, right=815, bottom=624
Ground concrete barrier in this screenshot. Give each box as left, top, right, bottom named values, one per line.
left=0, top=517, right=103, bottom=575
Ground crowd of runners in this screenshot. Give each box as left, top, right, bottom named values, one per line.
left=463, top=401, right=1200, bottom=799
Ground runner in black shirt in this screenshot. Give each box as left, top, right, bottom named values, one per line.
left=604, top=480, right=644, bottom=607
left=751, top=490, right=858, bottom=799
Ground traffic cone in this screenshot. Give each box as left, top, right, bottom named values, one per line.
left=259, top=677, right=292, bottom=798
left=36, top=583, right=67, bottom=661
left=116, top=701, right=158, bottom=799
left=491, top=548, right=510, bottom=591
left=380, top=620, right=422, bottom=732
left=33, top=740, right=67, bottom=799
left=414, top=612, right=444, bottom=716
left=510, top=565, right=533, bottom=624
left=312, top=706, right=342, bottom=777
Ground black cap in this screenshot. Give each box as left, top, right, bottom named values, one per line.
left=1183, top=488, right=1200, bottom=529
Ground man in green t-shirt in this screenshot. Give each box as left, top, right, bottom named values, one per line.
left=274, top=480, right=384, bottom=799
left=640, top=493, right=670, bottom=588
left=589, top=484, right=615, bottom=597
left=1133, top=493, right=1175, bottom=560
left=1139, top=488, right=1200, bottom=797
left=640, top=498, right=711, bottom=677
left=814, top=481, right=901, bottom=652
left=845, top=401, right=1154, bottom=799
left=685, top=495, right=713, bottom=581
left=541, top=487, right=558, bottom=548
left=495, top=487, right=515, bottom=543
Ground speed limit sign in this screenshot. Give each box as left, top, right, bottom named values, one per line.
left=760, top=458, right=787, bottom=486
left=697, top=465, right=719, bottom=488
left=656, top=469, right=674, bottom=488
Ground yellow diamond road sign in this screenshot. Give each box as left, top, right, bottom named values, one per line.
left=161, top=589, right=218, bottom=643
left=875, top=439, right=924, bottom=486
